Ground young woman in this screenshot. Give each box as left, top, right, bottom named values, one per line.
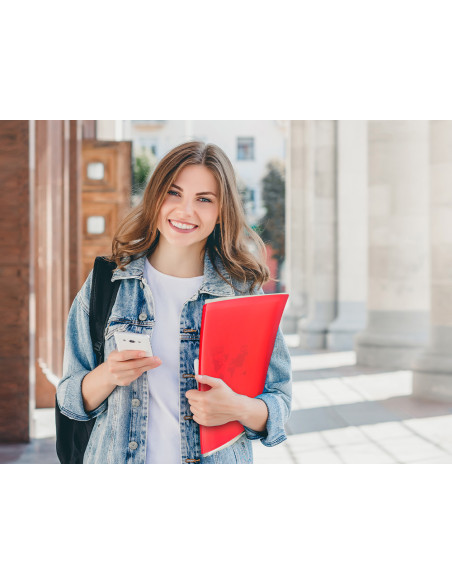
left=57, top=141, right=292, bottom=464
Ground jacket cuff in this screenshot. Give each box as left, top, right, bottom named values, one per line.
left=242, top=394, right=288, bottom=447
left=57, top=369, right=108, bottom=421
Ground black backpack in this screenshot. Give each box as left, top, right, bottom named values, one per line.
left=55, top=256, right=121, bottom=464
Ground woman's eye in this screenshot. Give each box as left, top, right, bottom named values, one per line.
left=167, top=191, right=212, bottom=203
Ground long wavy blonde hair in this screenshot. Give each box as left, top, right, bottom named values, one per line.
left=106, top=141, right=274, bottom=293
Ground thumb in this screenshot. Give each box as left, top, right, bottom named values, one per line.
left=195, top=374, right=221, bottom=387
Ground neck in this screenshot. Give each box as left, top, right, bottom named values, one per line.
left=148, top=240, right=205, bottom=278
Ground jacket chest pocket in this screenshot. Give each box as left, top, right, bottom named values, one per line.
left=105, top=322, right=129, bottom=341
left=105, top=315, right=154, bottom=338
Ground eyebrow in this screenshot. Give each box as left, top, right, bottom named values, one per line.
left=170, top=183, right=218, bottom=197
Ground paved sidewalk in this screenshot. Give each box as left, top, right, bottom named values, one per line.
left=0, top=408, right=59, bottom=463
left=253, top=336, right=452, bottom=464
left=2, top=335, right=452, bottom=464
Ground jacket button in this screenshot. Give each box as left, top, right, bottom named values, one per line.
left=139, top=313, right=147, bottom=321
left=129, top=441, right=138, bottom=450
left=131, top=399, right=140, bottom=407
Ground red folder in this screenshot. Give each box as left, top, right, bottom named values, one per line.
left=197, top=292, right=289, bottom=457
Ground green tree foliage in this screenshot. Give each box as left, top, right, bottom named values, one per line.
left=134, top=153, right=151, bottom=187
left=131, top=146, right=157, bottom=206
left=259, top=159, right=285, bottom=291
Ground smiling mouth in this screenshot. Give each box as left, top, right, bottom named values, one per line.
left=168, top=219, right=198, bottom=232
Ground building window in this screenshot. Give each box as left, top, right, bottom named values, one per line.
left=237, top=137, right=254, bottom=160
left=87, top=215, right=106, bottom=235
left=86, top=162, right=105, bottom=180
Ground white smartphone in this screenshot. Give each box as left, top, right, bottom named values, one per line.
left=113, top=331, right=153, bottom=357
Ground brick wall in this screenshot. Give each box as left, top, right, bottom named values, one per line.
left=0, top=121, right=30, bottom=442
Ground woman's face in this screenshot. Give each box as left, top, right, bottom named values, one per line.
left=156, top=164, right=220, bottom=250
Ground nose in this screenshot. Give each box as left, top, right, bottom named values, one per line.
left=180, top=197, right=194, bottom=216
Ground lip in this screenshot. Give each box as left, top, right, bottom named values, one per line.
left=168, top=219, right=199, bottom=233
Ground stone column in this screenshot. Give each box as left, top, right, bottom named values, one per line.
left=412, top=121, right=452, bottom=402
left=298, top=121, right=337, bottom=349
left=283, top=120, right=312, bottom=333
left=355, top=121, right=430, bottom=368
left=328, top=121, right=368, bottom=349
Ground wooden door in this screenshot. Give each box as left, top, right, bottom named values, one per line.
left=81, top=140, right=132, bottom=285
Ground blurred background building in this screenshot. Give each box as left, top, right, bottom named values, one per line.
left=102, top=120, right=288, bottom=227
left=1, top=120, right=451, bottom=446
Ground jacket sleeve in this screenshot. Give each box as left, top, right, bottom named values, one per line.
left=56, top=270, right=108, bottom=421
left=242, top=286, right=292, bottom=447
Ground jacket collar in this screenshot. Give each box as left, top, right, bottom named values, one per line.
left=111, top=250, right=236, bottom=297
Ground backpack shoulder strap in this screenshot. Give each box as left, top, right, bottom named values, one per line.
left=89, top=256, right=121, bottom=366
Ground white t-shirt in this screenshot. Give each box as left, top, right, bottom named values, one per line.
left=143, top=258, right=203, bottom=464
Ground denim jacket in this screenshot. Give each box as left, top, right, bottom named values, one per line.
left=56, top=251, right=292, bottom=464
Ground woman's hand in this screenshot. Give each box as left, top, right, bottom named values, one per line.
left=106, top=350, right=162, bottom=387
left=82, top=350, right=162, bottom=413
left=185, top=375, right=244, bottom=427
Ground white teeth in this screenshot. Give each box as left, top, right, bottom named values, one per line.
left=170, top=220, right=197, bottom=230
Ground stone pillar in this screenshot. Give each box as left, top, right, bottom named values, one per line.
left=298, top=121, right=337, bottom=349
left=283, top=120, right=312, bottom=333
left=412, top=121, right=452, bottom=402
left=355, top=121, right=430, bottom=368
left=328, top=121, right=368, bottom=349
